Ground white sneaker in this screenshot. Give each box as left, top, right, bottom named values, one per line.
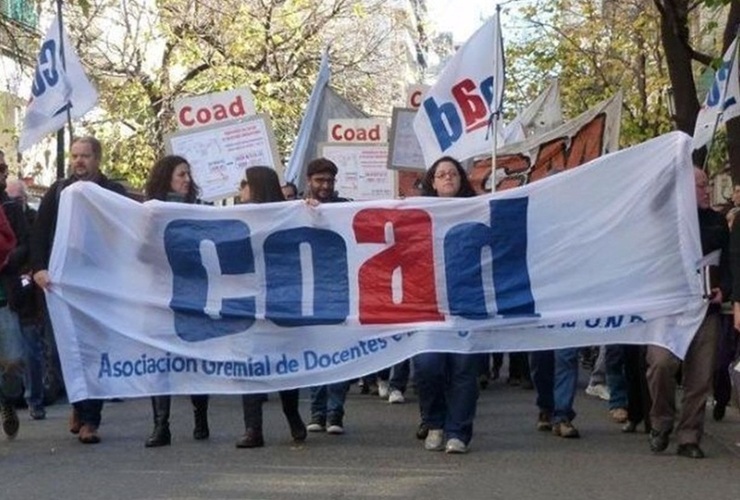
left=326, top=422, right=344, bottom=434
left=445, top=438, right=468, bottom=454
left=388, top=389, right=405, bottom=404
left=424, top=429, right=444, bottom=451
left=378, top=380, right=390, bottom=399
left=306, top=421, right=325, bottom=432
left=585, top=383, right=610, bottom=401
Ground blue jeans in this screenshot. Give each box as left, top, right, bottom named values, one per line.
left=414, top=352, right=480, bottom=444
left=22, top=323, right=45, bottom=409
left=605, top=345, right=628, bottom=409
left=530, top=348, right=579, bottom=423
left=389, top=359, right=410, bottom=393
left=0, top=305, right=25, bottom=403
left=310, top=381, right=350, bottom=423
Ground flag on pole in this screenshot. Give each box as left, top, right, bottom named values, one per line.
left=502, top=78, right=562, bottom=145
left=691, top=37, right=739, bottom=151
left=18, top=15, right=98, bottom=152
left=413, top=13, right=505, bottom=166
left=284, top=51, right=368, bottom=193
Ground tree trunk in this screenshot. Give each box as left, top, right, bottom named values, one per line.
left=656, top=0, right=701, bottom=135
left=725, top=3, right=740, bottom=183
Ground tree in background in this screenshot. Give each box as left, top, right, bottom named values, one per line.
left=59, top=0, right=416, bottom=186
left=503, top=0, right=672, bottom=147
left=654, top=0, right=740, bottom=179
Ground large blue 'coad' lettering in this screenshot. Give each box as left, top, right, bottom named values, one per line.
left=31, top=40, right=60, bottom=98
left=444, top=197, right=535, bottom=318
left=165, top=219, right=255, bottom=341
left=264, top=228, right=349, bottom=326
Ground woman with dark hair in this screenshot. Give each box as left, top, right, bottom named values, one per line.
left=236, top=165, right=307, bottom=448
left=241, top=166, right=286, bottom=204
left=415, top=156, right=481, bottom=454
left=144, top=155, right=199, bottom=203
left=143, top=155, right=211, bottom=447
left=420, top=156, right=476, bottom=198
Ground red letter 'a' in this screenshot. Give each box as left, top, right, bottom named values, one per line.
left=354, top=209, right=443, bottom=324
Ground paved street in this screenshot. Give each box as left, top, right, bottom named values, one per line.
left=1, top=373, right=739, bottom=500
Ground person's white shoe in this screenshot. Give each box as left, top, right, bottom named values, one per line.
left=388, top=389, right=405, bottom=404
left=424, top=429, right=444, bottom=451
left=378, top=380, right=390, bottom=399
left=445, top=438, right=468, bottom=454
left=585, top=383, right=610, bottom=401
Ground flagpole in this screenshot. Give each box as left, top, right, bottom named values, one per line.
left=490, top=4, right=503, bottom=192
left=702, top=28, right=739, bottom=172
left=55, top=0, right=73, bottom=180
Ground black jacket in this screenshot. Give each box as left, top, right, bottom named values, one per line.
left=698, top=207, right=730, bottom=313
left=30, top=174, right=126, bottom=272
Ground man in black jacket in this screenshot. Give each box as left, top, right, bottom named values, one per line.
left=31, top=136, right=126, bottom=444
left=646, top=167, right=729, bottom=459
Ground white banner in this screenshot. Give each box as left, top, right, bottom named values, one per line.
left=413, top=14, right=504, bottom=166
left=19, top=15, right=98, bottom=152
left=47, top=132, right=706, bottom=401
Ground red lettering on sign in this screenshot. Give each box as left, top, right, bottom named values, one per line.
left=331, top=123, right=383, bottom=142
left=177, top=95, right=248, bottom=128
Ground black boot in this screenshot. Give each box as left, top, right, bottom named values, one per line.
left=191, top=395, right=209, bottom=440
left=145, top=396, right=171, bottom=447
left=280, top=389, right=306, bottom=442
left=237, top=394, right=265, bottom=448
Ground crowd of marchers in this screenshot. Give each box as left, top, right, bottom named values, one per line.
left=0, top=140, right=739, bottom=458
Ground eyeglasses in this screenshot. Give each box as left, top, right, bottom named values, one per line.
left=434, top=171, right=459, bottom=180
left=311, top=176, right=335, bottom=185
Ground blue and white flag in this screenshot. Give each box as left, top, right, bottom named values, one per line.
left=692, top=37, right=740, bottom=150
left=284, top=52, right=368, bottom=193
left=413, top=13, right=505, bottom=166
left=283, top=52, right=330, bottom=188
left=18, top=15, right=98, bottom=152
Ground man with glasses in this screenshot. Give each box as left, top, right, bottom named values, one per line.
left=304, top=158, right=348, bottom=203
left=303, top=158, right=351, bottom=435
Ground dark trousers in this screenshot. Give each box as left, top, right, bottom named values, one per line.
left=647, top=314, right=719, bottom=445
left=713, top=315, right=739, bottom=408
left=242, top=389, right=300, bottom=429
left=74, top=399, right=104, bottom=427
left=623, top=345, right=651, bottom=430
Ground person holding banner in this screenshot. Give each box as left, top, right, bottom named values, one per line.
left=647, top=167, right=729, bottom=459
left=31, top=136, right=127, bottom=444
left=235, top=166, right=307, bottom=448
left=414, top=156, right=481, bottom=454
left=303, top=158, right=352, bottom=435
left=142, top=155, right=211, bottom=448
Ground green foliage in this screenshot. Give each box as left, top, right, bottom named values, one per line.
left=63, top=0, right=407, bottom=188
left=506, top=0, right=673, bottom=146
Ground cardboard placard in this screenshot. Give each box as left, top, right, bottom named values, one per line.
left=318, top=142, right=395, bottom=200
left=387, top=107, right=425, bottom=171
left=165, top=114, right=281, bottom=202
